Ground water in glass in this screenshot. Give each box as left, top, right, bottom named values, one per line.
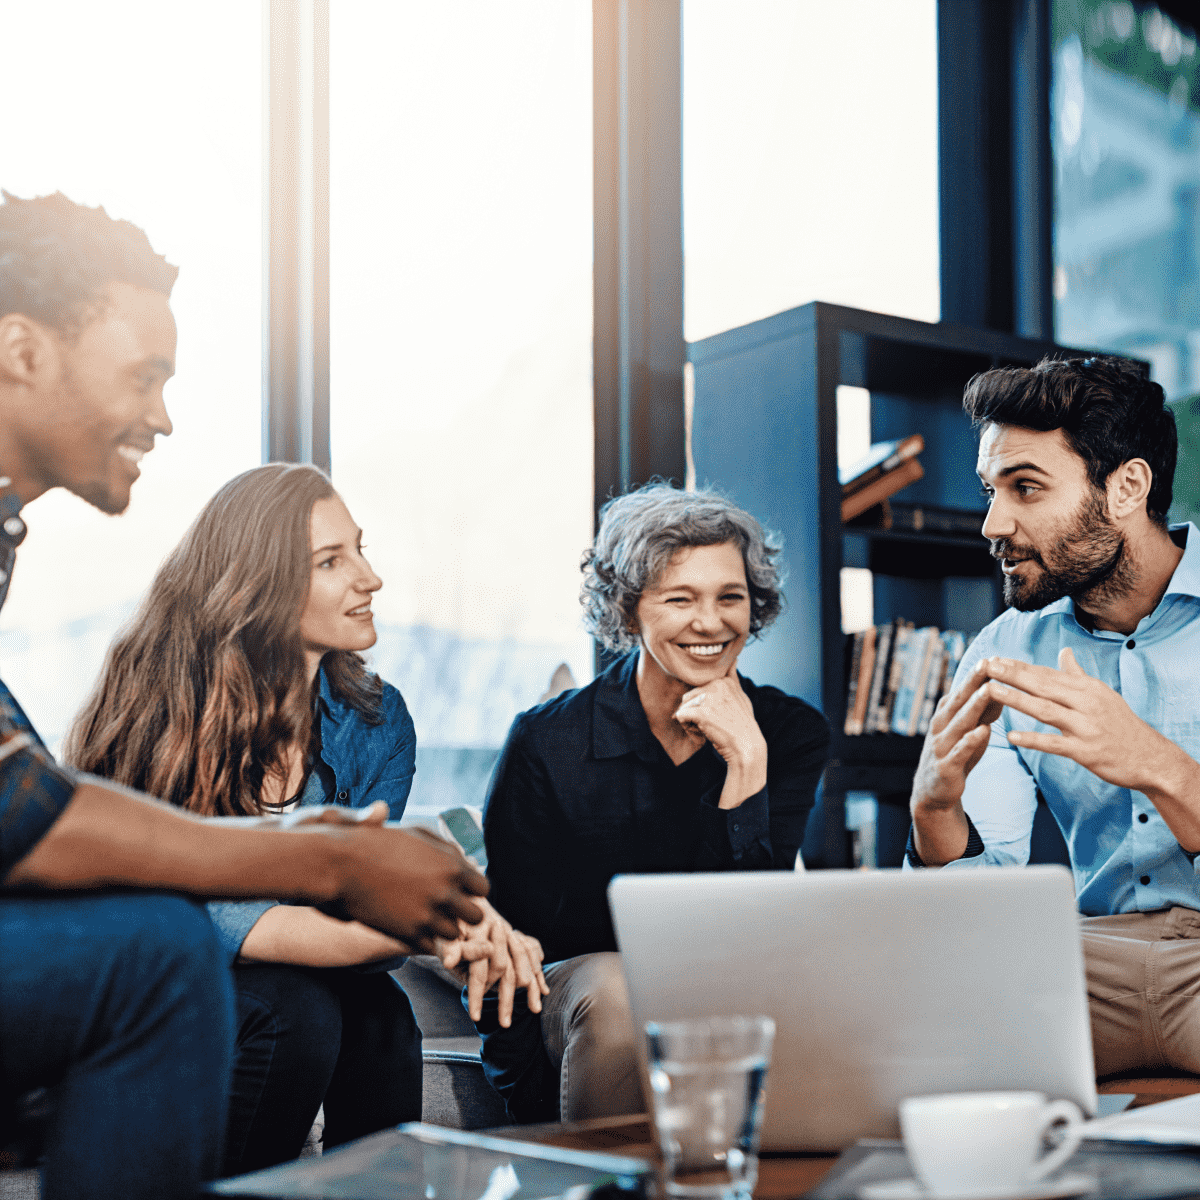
left=645, top=1016, right=774, bottom=1200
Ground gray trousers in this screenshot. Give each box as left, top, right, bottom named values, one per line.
left=1081, top=908, right=1200, bottom=1077
left=539, top=952, right=644, bottom=1120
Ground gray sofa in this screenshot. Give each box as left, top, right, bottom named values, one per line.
left=393, top=956, right=511, bottom=1130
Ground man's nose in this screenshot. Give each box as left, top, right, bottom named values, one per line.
left=146, top=391, right=173, bottom=438
left=981, top=496, right=1015, bottom=540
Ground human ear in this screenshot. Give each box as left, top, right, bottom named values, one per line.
left=1107, top=458, right=1153, bottom=519
left=0, top=313, right=55, bottom=386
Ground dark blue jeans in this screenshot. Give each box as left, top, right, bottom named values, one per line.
left=225, top=964, right=422, bottom=1176
left=0, top=890, right=234, bottom=1200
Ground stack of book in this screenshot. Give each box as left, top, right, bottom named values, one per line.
left=840, top=434, right=924, bottom=523
left=843, top=620, right=973, bottom=737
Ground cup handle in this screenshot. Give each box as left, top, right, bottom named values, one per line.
left=1027, top=1100, right=1085, bottom=1182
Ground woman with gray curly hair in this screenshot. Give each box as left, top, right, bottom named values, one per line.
left=473, top=482, right=830, bottom=1124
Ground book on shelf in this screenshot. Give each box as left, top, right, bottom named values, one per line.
left=840, top=434, right=924, bottom=496
left=890, top=626, right=939, bottom=736
left=916, top=630, right=967, bottom=733
left=845, top=500, right=986, bottom=538
left=843, top=621, right=976, bottom=737
left=877, top=620, right=914, bottom=732
left=841, top=457, right=925, bottom=523
left=843, top=625, right=876, bottom=736
left=862, top=620, right=895, bottom=735
left=844, top=629, right=864, bottom=735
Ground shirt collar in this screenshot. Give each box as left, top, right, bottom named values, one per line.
left=1035, top=521, right=1200, bottom=622
left=1162, top=522, right=1200, bottom=600
left=316, top=662, right=339, bottom=718
left=0, top=487, right=26, bottom=614
left=591, top=650, right=659, bottom=760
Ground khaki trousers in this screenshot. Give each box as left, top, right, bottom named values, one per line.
left=539, top=952, right=644, bottom=1121
left=1081, top=908, right=1200, bottom=1077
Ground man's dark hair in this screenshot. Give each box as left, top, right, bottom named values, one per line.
left=963, top=354, right=1177, bottom=526
left=0, top=191, right=177, bottom=338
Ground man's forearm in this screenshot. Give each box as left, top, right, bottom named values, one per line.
left=910, top=802, right=971, bottom=867
left=5, top=779, right=488, bottom=950
left=4, top=781, right=343, bottom=900
left=1142, top=744, right=1200, bottom=854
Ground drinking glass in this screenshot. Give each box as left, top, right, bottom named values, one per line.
left=644, top=1015, right=775, bottom=1200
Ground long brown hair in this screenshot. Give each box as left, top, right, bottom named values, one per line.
left=64, top=463, right=383, bottom=815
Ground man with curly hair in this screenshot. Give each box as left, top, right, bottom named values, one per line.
left=0, top=192, right=492, bottom=1200
left=908, top=354, right=1200, bottom=1078
left=474, top=483, right=830, bottom=1123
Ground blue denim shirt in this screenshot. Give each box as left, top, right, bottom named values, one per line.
left=206, top=665, right=416, bottom=963
left=908, top=523, right=1200, bottom=918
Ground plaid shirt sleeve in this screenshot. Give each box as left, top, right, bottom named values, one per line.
left=0, top=677, right=78, bottom=878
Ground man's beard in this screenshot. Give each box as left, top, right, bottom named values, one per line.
left=991, top=489, right=1133, bottom=612
left=53, top=362, right=131, bottom=516
left=73, top=479, right=129, bottom=516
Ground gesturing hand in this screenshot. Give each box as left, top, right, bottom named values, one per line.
left=439, top=897, right=548, bottom=1027
left=911, top=658, right=1003, bottom=814
left=983, top=648, right=1182, bottom=793
left=673, top=662, right=768, bottom=808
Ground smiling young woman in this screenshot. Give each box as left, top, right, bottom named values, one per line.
left=61, top=462, right=545, bottom=1175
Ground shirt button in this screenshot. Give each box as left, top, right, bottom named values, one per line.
left=1138, top=813, right=1149, bottom=823
left=1126, top=639, right=1136, bottom=649
left=732, top=823, right=740, bottom=832
left=3, top=517, right=23, bottom=537
left=337, top=789, right=348, bottom=801
left=1140, top=875, right=1151, bottom=885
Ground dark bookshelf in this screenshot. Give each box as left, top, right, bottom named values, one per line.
left=687, top=301, right=1092, bottom=867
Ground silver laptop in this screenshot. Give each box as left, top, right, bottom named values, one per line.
left=608, top=866, right=1097, bottom=1152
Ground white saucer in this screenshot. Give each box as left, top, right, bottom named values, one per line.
left=858, top=1173, right=1098, bottom=1200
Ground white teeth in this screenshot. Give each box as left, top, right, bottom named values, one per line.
left=117, top=445, right=145, bottom=464
left=348, top=606, right=371, bottom=616
left=682, top=644, right=724, bottom=656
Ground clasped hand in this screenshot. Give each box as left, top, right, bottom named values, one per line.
left=291, top=804, right=548, bottom=1024
left=438, top=897, right=548, bottom=1028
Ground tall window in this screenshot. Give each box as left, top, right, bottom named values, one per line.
left=682, top=0, right=940, bottom=342
left=329, top=2, right=594, bottom=818
left=1053, top=0, right=1200, bottom=398
left=1052, top=1, right=1200, bottom=523
left=0, top=2, right=261, bottom=752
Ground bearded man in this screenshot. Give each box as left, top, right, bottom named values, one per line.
left=907, top=353, right=1200, bottom=1078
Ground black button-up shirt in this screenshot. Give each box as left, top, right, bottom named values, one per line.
left=483, top=651, right=830, bottom=963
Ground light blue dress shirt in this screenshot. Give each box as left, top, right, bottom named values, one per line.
left=932, top=523, right=1200, bottom=917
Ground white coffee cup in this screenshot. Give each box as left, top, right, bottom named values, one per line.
left=899, top=1091, right=1085, bottom=1197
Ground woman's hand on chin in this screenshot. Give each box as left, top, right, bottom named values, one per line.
left=438, top=898, right=548, bottom=1027
left=672, top=661, right=768, bottom=807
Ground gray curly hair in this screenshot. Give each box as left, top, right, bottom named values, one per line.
left=580, top=483, right=784, bottom=653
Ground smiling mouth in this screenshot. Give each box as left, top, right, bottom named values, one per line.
left=116, top=445, right=148, bottom=465
left=679, top=641, right=729, bottom=658
left=346, top=604, right=373, bottom=617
